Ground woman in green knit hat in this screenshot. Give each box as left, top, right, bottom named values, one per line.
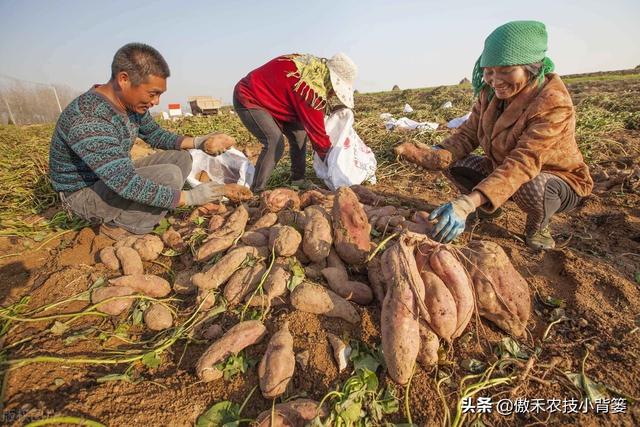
left=426, top=20, right=593, bottom=249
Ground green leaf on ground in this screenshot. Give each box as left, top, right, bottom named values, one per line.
left=195, top=401, right=241, bottom=427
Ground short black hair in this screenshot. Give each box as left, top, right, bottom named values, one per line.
left=111, top=43, right=170, bottom=85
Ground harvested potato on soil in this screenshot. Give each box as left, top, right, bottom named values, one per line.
left=195, top=320, right=267, bottom=382
left=366, top=255, right=386, bottom=304
left=115, top=246, right=144, bottom=275
left=415, top=246, right=458, bottom=342
left=332, top=187, right=371, bottom=265
left=260, top=188, right=301, bottom=212
left=350, top=184, right=386, bottom=206
left=161, top=227, right=186, bottom=251
left=259, top=321, right=295, bottom=399
left=429, top=246, right=474, bottom=339
left=394, top=142, right=453, bottom=171
left=99, top=246, right=120, bottom=271
left=290, top=282, right=360, bottom=324
left=109, top=274, right=171, bottom=298
left=380, top=235, right=424, bottom=385
left=202, top=323, right=224, bottom=340
left=300, top=190, right=328, bottom=209
left=248, top=212, right=278, bottom=231
left=269, top=225, right=302, bottom=257
left=240, top=231, right=268, bottom=247
left=255, top=399, right=328, bottom=427
left=195, top=234, right=236, bottom=262
left=321, top=267, right=373, bottom=305
left=192, top=246, right=260, bottom=290
left=133, top=234, right=164, bottom=261
left=302, top=206, right=332, bottom=263
left=91, top=286, right=135, bottom=316
left=223, top=263, right=267, bottom=306
left=113, top=235, right=139, bottom=249
left=461, top=240, right=531, bottom=337
left=245, top=264, right=290, bottom=307
left=207, top=214, right=226, bottom=233
left=417, top=321, right=439, bottom=367
left=209, top=204, right=249, bottom=239
left=143, top=303, right=173, bottom=331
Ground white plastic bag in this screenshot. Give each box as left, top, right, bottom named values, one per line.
left=186, top=148, right=254, bottom=188
left=447, top=112, right=471, bottom=129
left=313, top=109, right=377, bottom=191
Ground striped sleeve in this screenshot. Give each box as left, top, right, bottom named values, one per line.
left=67, top=116, right=180, bottom=208
left=138, top=111, right=183, bottom=150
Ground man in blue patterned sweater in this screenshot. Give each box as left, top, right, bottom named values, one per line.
left=50, top=43, right=238, bottom=238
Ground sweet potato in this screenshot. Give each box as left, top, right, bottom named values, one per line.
left=195, top=234, right=236, bottom=262
left=143, top=303, right=173, bottom=331
left=374, top=215, right=405, bottom=231
left=261, top=188, right=301, bottom=212
left=196, top=170, right=210, bottom=183
left=259, top=321, right=295, bottom=399
left=133, top=234, right=164, bottom=261
left=223, top=183, right=253, bottom=203
left=394, top=142, right=453, bottom=171
left=417, top=321, right=439, bottom=367
left=196, top=205, right=250, bottom=262
left=326, top=248, right=346, bottom=271
left=300, top=190, right=328, bottom=209
left=113, top=235, right=138, bottom=249
left=248, top=212, right=278, bottom=231
left=173, top=269, right=197, bottom=295
left=277, top=209, right=307, bottom=229
left=332, top=187, right=371, bottom=265
left=302, top=206, right=332, bottom=263
left=380, top=235, right=424, bottom=384
left=350, top=184, right=385, bottom=206
left=109, top=274, right=171, bottom=298
left=91, top=286, right=135, bottom=315
left=326, top=332, right=351, bottom=372
left=202, top=323, right=224, bottom=340
left=192, top=246, right=260, bottom=290
left=403, top=220, right=431, bottom=235
left=304, top=261, right=326, bottom=280
left=223, top=263, right=266, bottom=306
left=429, top=246, right=474, bottom=338
left=461, top=241, right=531, bottom=337
left=290, top=282, right=359, bottom=324
left=161, top=227, right=186, bottom=251
left=241, top=231, right=268, bottom=247
left=197, top=288, right=217, bottom=310
left=415, top=246, right=457, bottom=342
left=365, top=205, right=397, bottom=219
left=367, top=255, right=386, bottom=305
left=196, top=320, right=267, bottom=381
left=99, top=246, right=120, bottom=271
left=115, top=246, right=144, bottom=275
left=245, top=264, right=290, bottom=307
left=269, top=225, right=302, bottom=257
left=208, top=214, right=226, bottom=233
left=255, top=399, right=328, bottom=427
left=321, top=267, right=373, bottom=305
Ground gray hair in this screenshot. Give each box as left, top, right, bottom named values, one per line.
left=523, top=63, right=543, bottom=81
left=111, top=43, right=170, bottom=85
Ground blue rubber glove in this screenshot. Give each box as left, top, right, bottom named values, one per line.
left=428, top=195, right=476, bottom=243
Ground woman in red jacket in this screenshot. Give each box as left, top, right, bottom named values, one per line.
left=233, top=53, right=357, bottom=192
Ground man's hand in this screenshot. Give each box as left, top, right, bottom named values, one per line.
left=182, top=182, right=225, bottom=206
left=428, top=194, right=476, bottom=243
left=193, top=132, right=236, bottom=156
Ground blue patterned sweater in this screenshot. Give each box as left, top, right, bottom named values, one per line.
left=49, top=89, right=183, bottom=209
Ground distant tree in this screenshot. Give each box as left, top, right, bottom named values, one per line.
left=354, top=89, right=359, bottom=95
left=459, top=77, right=470, bottom=85
left=392, top=84, right=400, bottom=91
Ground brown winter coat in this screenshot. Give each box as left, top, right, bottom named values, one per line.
left=440, top=73, right=593, bottom=212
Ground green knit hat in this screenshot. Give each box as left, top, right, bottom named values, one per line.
left=472, top=20, right=555, bottom=95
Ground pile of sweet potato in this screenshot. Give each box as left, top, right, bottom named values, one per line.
left=94, top=184, right=532, bottom=392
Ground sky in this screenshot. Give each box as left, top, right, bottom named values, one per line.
left=1, top=0, right=639, bottom=111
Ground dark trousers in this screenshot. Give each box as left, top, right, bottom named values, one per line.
left=233, top=93, right=308, bottom=192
